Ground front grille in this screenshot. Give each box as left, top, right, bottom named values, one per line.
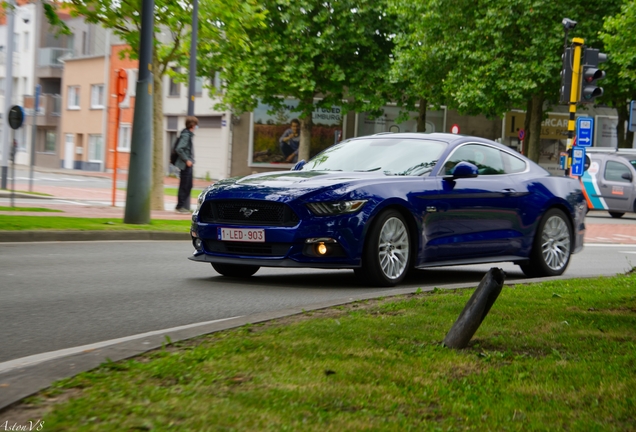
left=204, top=240, right=291, bottom=257
left=199, top=200, right=299, bottom=226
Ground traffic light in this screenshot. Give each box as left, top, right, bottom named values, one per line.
left=580, top=48, right=607, bottom=103
left=559, top=47, right=573, bottom=104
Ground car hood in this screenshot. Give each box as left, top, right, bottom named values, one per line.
left=205, top=170, right=392, bottom=201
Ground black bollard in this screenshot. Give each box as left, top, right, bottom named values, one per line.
left=443, top=267, right=505, bottom=349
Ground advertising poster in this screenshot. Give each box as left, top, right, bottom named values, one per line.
left=250, top=99, right=344, bottom=167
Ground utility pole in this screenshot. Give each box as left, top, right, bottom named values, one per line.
left=124, top=0, right=154, bottom=224
left=1, top=0, right=15, bottom=190
left=187, top=0, right=199, bottom=116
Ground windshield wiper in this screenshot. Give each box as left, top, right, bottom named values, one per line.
left=354, top=167, right=382, bottom=172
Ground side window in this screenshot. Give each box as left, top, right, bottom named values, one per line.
left=501, top=151, right=527, bottom=174
left=604, top=161, right=632, bottom=183
left=444, top=144, right=505, bottom=175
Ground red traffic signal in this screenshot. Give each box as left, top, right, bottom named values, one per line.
left=580, top=48, right=607, bottom=103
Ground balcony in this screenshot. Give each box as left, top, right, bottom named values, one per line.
left=23, top=93, right=62, bottom=127
left=36, top=48, right=73, bottom=79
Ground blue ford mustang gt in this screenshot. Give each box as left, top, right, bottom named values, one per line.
left=189, top=133, right=586, bottom=286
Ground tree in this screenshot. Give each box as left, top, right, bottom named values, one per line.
left=601, top=1, right=636, bottom=147
left=389, top=0, right=451, bottom=131
left=50, top=0, right=261, bottom=211
left=199, top=0, right=397, bottom=162
left=391, top=0, right=621, bottom=162
left=53, top=0, right=191, bottom=211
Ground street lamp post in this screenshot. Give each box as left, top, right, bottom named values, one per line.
left=187, top=0, right=198, bottom=116
left=1, top=0, right=16, bottom=190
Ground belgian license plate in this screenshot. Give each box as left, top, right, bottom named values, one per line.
left=218, top=227, right=265, bottom=243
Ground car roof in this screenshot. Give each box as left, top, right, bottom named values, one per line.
left=356, top=132, right=517, bottom=153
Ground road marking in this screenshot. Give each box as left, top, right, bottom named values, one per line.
left=0, top=316, right=241, bottom=374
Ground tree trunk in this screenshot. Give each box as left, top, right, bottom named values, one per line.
left=527, top=94, right=544, bottom=163
left=523, top=98, right=532, bottom=156
left=417, top=98, right=428, bottom=132
left=298, top=98, right=313, bottom=163
left=615, top=100, right=633, bottom=149
left=151, top=54, right=165, bottom=211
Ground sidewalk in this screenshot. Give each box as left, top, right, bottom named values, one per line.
left=0, top=166, right=213, bottom=221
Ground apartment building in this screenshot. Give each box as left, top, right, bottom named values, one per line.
left=0, top=0, right=37, bottom=166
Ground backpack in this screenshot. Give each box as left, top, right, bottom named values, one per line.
left=169, top=134, right=181, bottom=165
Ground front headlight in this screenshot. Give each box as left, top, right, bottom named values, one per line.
left=306, top=200, right=367, bottom=216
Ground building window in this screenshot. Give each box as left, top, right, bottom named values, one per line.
left=91, top=84, right=105, bottom=108
left=127, top=69, right=137, bottom=97
left=88, top=134, right=103, bottom=161
left=13, top=34, right=19, bottom=52
left=118, top=124, right=131, bottom=151
left=194, top=77, right=203, bottom=97
left=45, top=131, right=56, bottom=153
left=23, top=32, right=29, bottom=52
left=68, top=86, right=80, bottom=109
left=169, top=67, right=180, bottom=97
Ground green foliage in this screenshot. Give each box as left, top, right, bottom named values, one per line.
left=392, top=0, right=621, bottom=118
left=202, top=0, right=397, bottom=118
left=64, top=0, right=190, bottom=73
left=601, top=1, right=636, bottom=83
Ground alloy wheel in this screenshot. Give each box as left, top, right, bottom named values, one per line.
left=378, top=217, right=410, bottom=279
left=540, top=215, right=571, bottom=271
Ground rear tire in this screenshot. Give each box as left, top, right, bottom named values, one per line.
left=211, top=263, right=260, bottom=278
left=356, top=209, right=411, bottom=287
left=609, top=211, right=624, bottom=219
left=519, top=208, right=572, bottom=278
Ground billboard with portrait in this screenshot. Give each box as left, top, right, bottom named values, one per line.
left=249, top=99, right=344, bottom=167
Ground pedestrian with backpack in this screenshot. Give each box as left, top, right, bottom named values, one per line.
left=173, top=116, right=198, bottom=213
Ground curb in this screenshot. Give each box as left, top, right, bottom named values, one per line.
left=0, top=231, right=190, bottom=242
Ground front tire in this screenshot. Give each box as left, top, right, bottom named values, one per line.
left=356, top=209, right=411, bottom=287
left=519, top=208, right=572, bottom=278
left=212, top=263, right=260, bottom=278
left=609, top=211, right=624, bottom=219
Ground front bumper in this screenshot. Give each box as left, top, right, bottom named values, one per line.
left=189, top=216, right=365, bottom=268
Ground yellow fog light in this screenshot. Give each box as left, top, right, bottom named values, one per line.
left=316, top=242, right=328, bottom=255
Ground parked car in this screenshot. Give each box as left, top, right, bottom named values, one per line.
left=582, top=148, right=636, bottom=218
left=189, top=133, right=586, bottom=287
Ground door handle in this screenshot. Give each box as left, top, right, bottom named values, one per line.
left=501, top=188, right=516, bottom=194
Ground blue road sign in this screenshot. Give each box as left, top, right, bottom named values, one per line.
left=571, top=147, right=586, bottom=176
left=576, top=117, right=594, bottom=147
left=629, top=100, right=636, bottom=133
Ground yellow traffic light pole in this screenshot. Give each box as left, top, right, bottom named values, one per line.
left=566, top=38, right=584, bottom=173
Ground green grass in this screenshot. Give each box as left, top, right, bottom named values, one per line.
left=163, top=187, right=202, bottom=198
left=13, top=273, right=636, bottom=430
left=0, top=216, right=191, bottom=232
left=0, top=206, right=62, bottom=212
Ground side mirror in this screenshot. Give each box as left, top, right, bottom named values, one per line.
left=291, top=160, right=306, bottom=171
left=621, top=172, right=633, bottom=181
left=444, top=161, right=479, bottom=180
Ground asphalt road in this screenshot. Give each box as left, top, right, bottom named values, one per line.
left=1, top=240, right=635, bottom=363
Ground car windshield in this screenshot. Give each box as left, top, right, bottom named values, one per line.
left=301, top=138, right=447, bottom=176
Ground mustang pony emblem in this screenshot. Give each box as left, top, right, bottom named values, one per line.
left=239, top=207, right=259, bottom=218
